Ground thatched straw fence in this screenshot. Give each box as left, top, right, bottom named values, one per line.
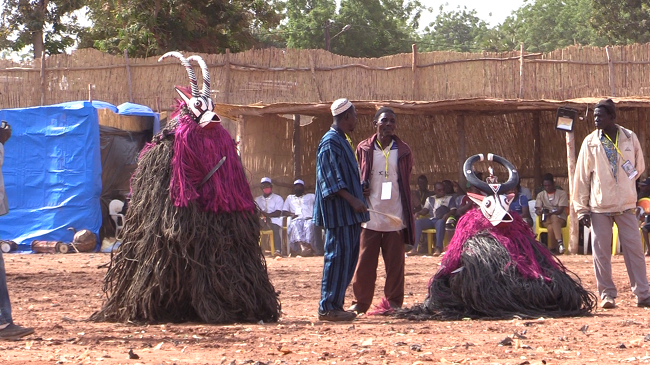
left=1, top=44, right=650, bottom=110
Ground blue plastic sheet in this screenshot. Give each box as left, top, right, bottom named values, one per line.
left=0, top=102, right=103, bottom=251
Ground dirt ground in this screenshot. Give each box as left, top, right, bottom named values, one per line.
left=2, top=253, right=650, bottom=365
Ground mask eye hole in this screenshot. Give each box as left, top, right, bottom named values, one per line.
left=194, top=100, right=203, bottom=108
left=485, top=200, right=491, bottom=208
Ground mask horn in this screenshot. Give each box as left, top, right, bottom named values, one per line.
left=487, top=153, right=520, bottom=194
left=158, top=52, right=200, bottom=98
left=187, top=55, right=211, bottom=102
left=463, top=154, right=492, bottom=194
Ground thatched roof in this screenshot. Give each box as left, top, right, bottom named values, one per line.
left=215, top=97, right=650, bottom=119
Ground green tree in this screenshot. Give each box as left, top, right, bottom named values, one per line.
left=0, top=0, right=85, bottom=59
left=81, top=0, right=283, bottom=57
left=591, top=0, right=650, bottom=44
left=282, top=0, right=336, bottom=50
left=498, top=0, right=604, bottom=52
left=419, top=6, right=492, bottom=52
left=281, top=0, right=425, bottom=57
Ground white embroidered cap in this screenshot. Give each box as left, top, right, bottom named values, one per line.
left=260, top=177, right=272, bottom=184
left=331, top=98, right=353, bottom=116
left=294, top=179, right=305, bottom=185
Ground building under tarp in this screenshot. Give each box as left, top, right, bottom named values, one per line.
left=0, top=100, right=157, bottom=251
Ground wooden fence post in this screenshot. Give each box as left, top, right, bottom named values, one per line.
left=293, top=114, right=302, bottom=180
left=519, top=43, right=525, bottom=99
left=606, top=45, right=616, bottom=96
left=457, top=114, right=466, bottom=187
left=412, top=44, right=419, bottom=100
left=532, top=112, right=542, bottom=190
left=566, top=131, right=578, bottom=254
left=124, top=49, right=134, bottom=103
left=224, top=49, right=231, bottom=104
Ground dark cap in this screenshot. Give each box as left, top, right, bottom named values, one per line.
left=640, top=177, right=650, bottom=186
left=595, top=98, right=616, bottom=118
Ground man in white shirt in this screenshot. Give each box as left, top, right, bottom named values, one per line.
left=282, top=180, right=317, bottom=256
left=254, top=177, right=284, bottom=256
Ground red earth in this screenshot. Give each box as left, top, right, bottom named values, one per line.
left=2, top=252, right=650, bottom=365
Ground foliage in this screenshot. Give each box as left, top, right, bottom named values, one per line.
left=590, top=0, right=650, bottom=44
left=0, top=0, right=85, bottom=59
left=419, top=6, right=492, bottom=52
left=281, top=0, right=425, bottom=57
left=497, top=0, right=606, bottom=52
left=81, top=0, right=284, bottom=57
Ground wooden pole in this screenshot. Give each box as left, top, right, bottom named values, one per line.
left=566, top=131, right=579, bottom=254
left=124, top=49, right=134, bottom=103
left=88, top=84, right=93, bottom=102
left=457, top=114, right=466, bottom=187
left=224, top=49, right=231, bottom=104
left=606, top=45, right=616, bottom=96
left=519, top=43, right=525, bottom=99
left=639, top=108, right=647, bottom=178
left=412, top=44, right=419, bottom=100
left=532, top=112, right=542, bottom=190
left=293, top=114, right=302, bottom=180
left=39, top=56, right=45, bottom=105
left=309, top=52, right=323, bottom=102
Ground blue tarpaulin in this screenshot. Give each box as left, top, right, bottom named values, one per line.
left=0, top=102, right=103, bottom=250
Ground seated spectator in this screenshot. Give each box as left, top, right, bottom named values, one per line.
left=455, top=183, right=481, bottom=218
left=410, top=182, right=457, bottom=256
left=508, top=182, right=533, bottom=226
left=255, top=177, right=284, bottom=256
left=282, top=179, right=317, bottom=256
left=519, top=184, right=533, bottom=200
left=535, top=173, right=568, bottom=254
left=410, top=175, right=433, bottom=252
left=637, top=177, right=650, bottom=256
left=411, top=175, right=433, bottom=215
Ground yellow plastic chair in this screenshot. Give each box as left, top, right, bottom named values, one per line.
left=423, top=228, right=451, bottom=255
left=535, top=215, right=570, bottom=253
left=259, top=230, right=275, bottom=255
left=611, top=223, right=645, bottom=256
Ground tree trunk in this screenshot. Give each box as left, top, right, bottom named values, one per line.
left=33, top=30, right=44, bottom=60
left=32, top=0, right=49, bottom=60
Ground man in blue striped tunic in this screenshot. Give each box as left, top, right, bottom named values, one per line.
left=314, top=98, right=370, bottom=322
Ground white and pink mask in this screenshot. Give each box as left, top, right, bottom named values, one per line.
left=464, top=153, right=520, bottom=226
left=158, top=52, right=220, bottom=128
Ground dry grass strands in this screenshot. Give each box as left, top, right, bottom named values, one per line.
left=91, top=136, right=280, bottom=324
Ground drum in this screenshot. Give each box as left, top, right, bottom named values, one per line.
left=0, top=240, right=17, bottom=253
left=31, top=240, right=69, bottom=254
left=70, top=229, right=97, bottom=253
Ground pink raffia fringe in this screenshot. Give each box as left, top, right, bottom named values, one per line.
left=168, top=113, right=255, bottom=214
left=366, top=297, right=395, bottom=316
left=439, top=208, right=561, bottom=281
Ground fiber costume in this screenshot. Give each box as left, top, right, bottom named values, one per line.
left=400, top=154, right=595, bottom=320
left=91, top=53, right=280, bottom=324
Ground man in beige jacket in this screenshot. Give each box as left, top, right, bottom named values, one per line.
left=573, top=98, right=650, bottom=309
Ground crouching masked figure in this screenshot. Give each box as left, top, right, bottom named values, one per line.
left=399, top=154, right=596, bottom=320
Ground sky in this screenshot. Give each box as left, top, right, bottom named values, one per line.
left=419, top=0, right=526, bottom=29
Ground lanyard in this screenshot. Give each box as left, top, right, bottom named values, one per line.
left=345, top=133, right=358, bottom=162
left=375, top=139, right=393, bottom=179
left=604, top=130, right=624, bottom=157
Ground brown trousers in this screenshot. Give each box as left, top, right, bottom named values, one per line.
left=351, top=228, right=405, bottom=312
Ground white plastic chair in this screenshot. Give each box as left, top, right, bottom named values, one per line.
left=109, top=199, right=125, bottom=238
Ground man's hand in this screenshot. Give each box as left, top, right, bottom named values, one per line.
left=350, top=197, right=368, bottom=213
left=580, top=215, right=591, bottom=228
left=535, top=207, right=542, bottom=215
left=362, top=185, right=370, bottom=198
